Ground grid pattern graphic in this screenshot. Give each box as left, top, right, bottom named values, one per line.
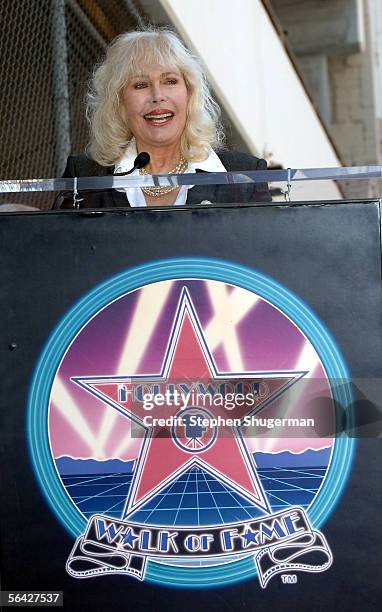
left=61, top=464, right=326, bottom=525
left=128, top=468, right=266, bottom=526
left=258, top=466, right=326, bottom=509
left=62, top=472, right=133, bottom=519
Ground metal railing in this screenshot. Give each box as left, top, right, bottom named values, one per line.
left=1, top=166, right=381, bottom=194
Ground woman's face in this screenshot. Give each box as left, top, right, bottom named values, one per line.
left=121, top=65, right=188, bottom=152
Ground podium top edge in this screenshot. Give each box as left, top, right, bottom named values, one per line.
left=0, top=197, right=380, bottom=216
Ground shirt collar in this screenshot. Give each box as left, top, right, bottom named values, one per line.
left=114, top=138, right=226, bottom=174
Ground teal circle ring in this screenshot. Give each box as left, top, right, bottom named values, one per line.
left=27, top=257, right=355, bottom=589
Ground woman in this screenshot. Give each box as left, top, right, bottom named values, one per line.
left=60, top=29, right=270, bottom=208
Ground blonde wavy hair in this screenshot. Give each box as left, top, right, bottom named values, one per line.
left=87, top=29, right=224, bottom=166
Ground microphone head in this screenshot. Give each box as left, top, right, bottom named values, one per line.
left=134, top=152, right=150, bottom=169
left=257, top=158, right=268, bottom=170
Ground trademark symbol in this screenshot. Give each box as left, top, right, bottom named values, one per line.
left=281, top=574, right=297, bottom=584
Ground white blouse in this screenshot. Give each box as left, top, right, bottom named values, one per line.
left=114, top=138, right=226, bottom=207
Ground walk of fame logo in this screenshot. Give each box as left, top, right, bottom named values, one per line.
left=28, top=266, right=354, bottom=589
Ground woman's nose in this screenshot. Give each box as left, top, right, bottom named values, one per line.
left=151, top=83, right=166, bottom=103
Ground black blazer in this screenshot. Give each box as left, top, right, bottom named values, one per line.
left=58, top=149, right=271, bottom=209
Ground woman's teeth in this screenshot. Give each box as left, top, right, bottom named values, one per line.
left=144, top=113, right=173, bottom=124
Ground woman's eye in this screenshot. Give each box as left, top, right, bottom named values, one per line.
left=167, top=79, right=178, bottom=85
left=133, top=81, right=147, bottom=89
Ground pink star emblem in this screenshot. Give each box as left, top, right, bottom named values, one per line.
left=73, top=288, right=306, bottom=521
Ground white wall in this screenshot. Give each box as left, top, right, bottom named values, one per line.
left=159, top=0, right=342, bottom=199
left=369, top=0, right=382, bottom=133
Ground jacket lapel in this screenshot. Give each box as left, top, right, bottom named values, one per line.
left=186, top=169, right=218, bottom=205
left=107, top=166, right=132, bottom=208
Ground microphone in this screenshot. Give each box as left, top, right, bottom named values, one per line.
left=52, top=152, right=151, bottom=209
left=114, top=152, right=150, bottom=175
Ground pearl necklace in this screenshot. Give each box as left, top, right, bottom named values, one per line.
left=139, top=156, right=188, bottom=197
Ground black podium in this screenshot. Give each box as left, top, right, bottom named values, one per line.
left=1, top=200, right=381, bottom=611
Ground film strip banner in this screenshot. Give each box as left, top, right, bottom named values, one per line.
left=66, top=507, right=332, bottom=588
